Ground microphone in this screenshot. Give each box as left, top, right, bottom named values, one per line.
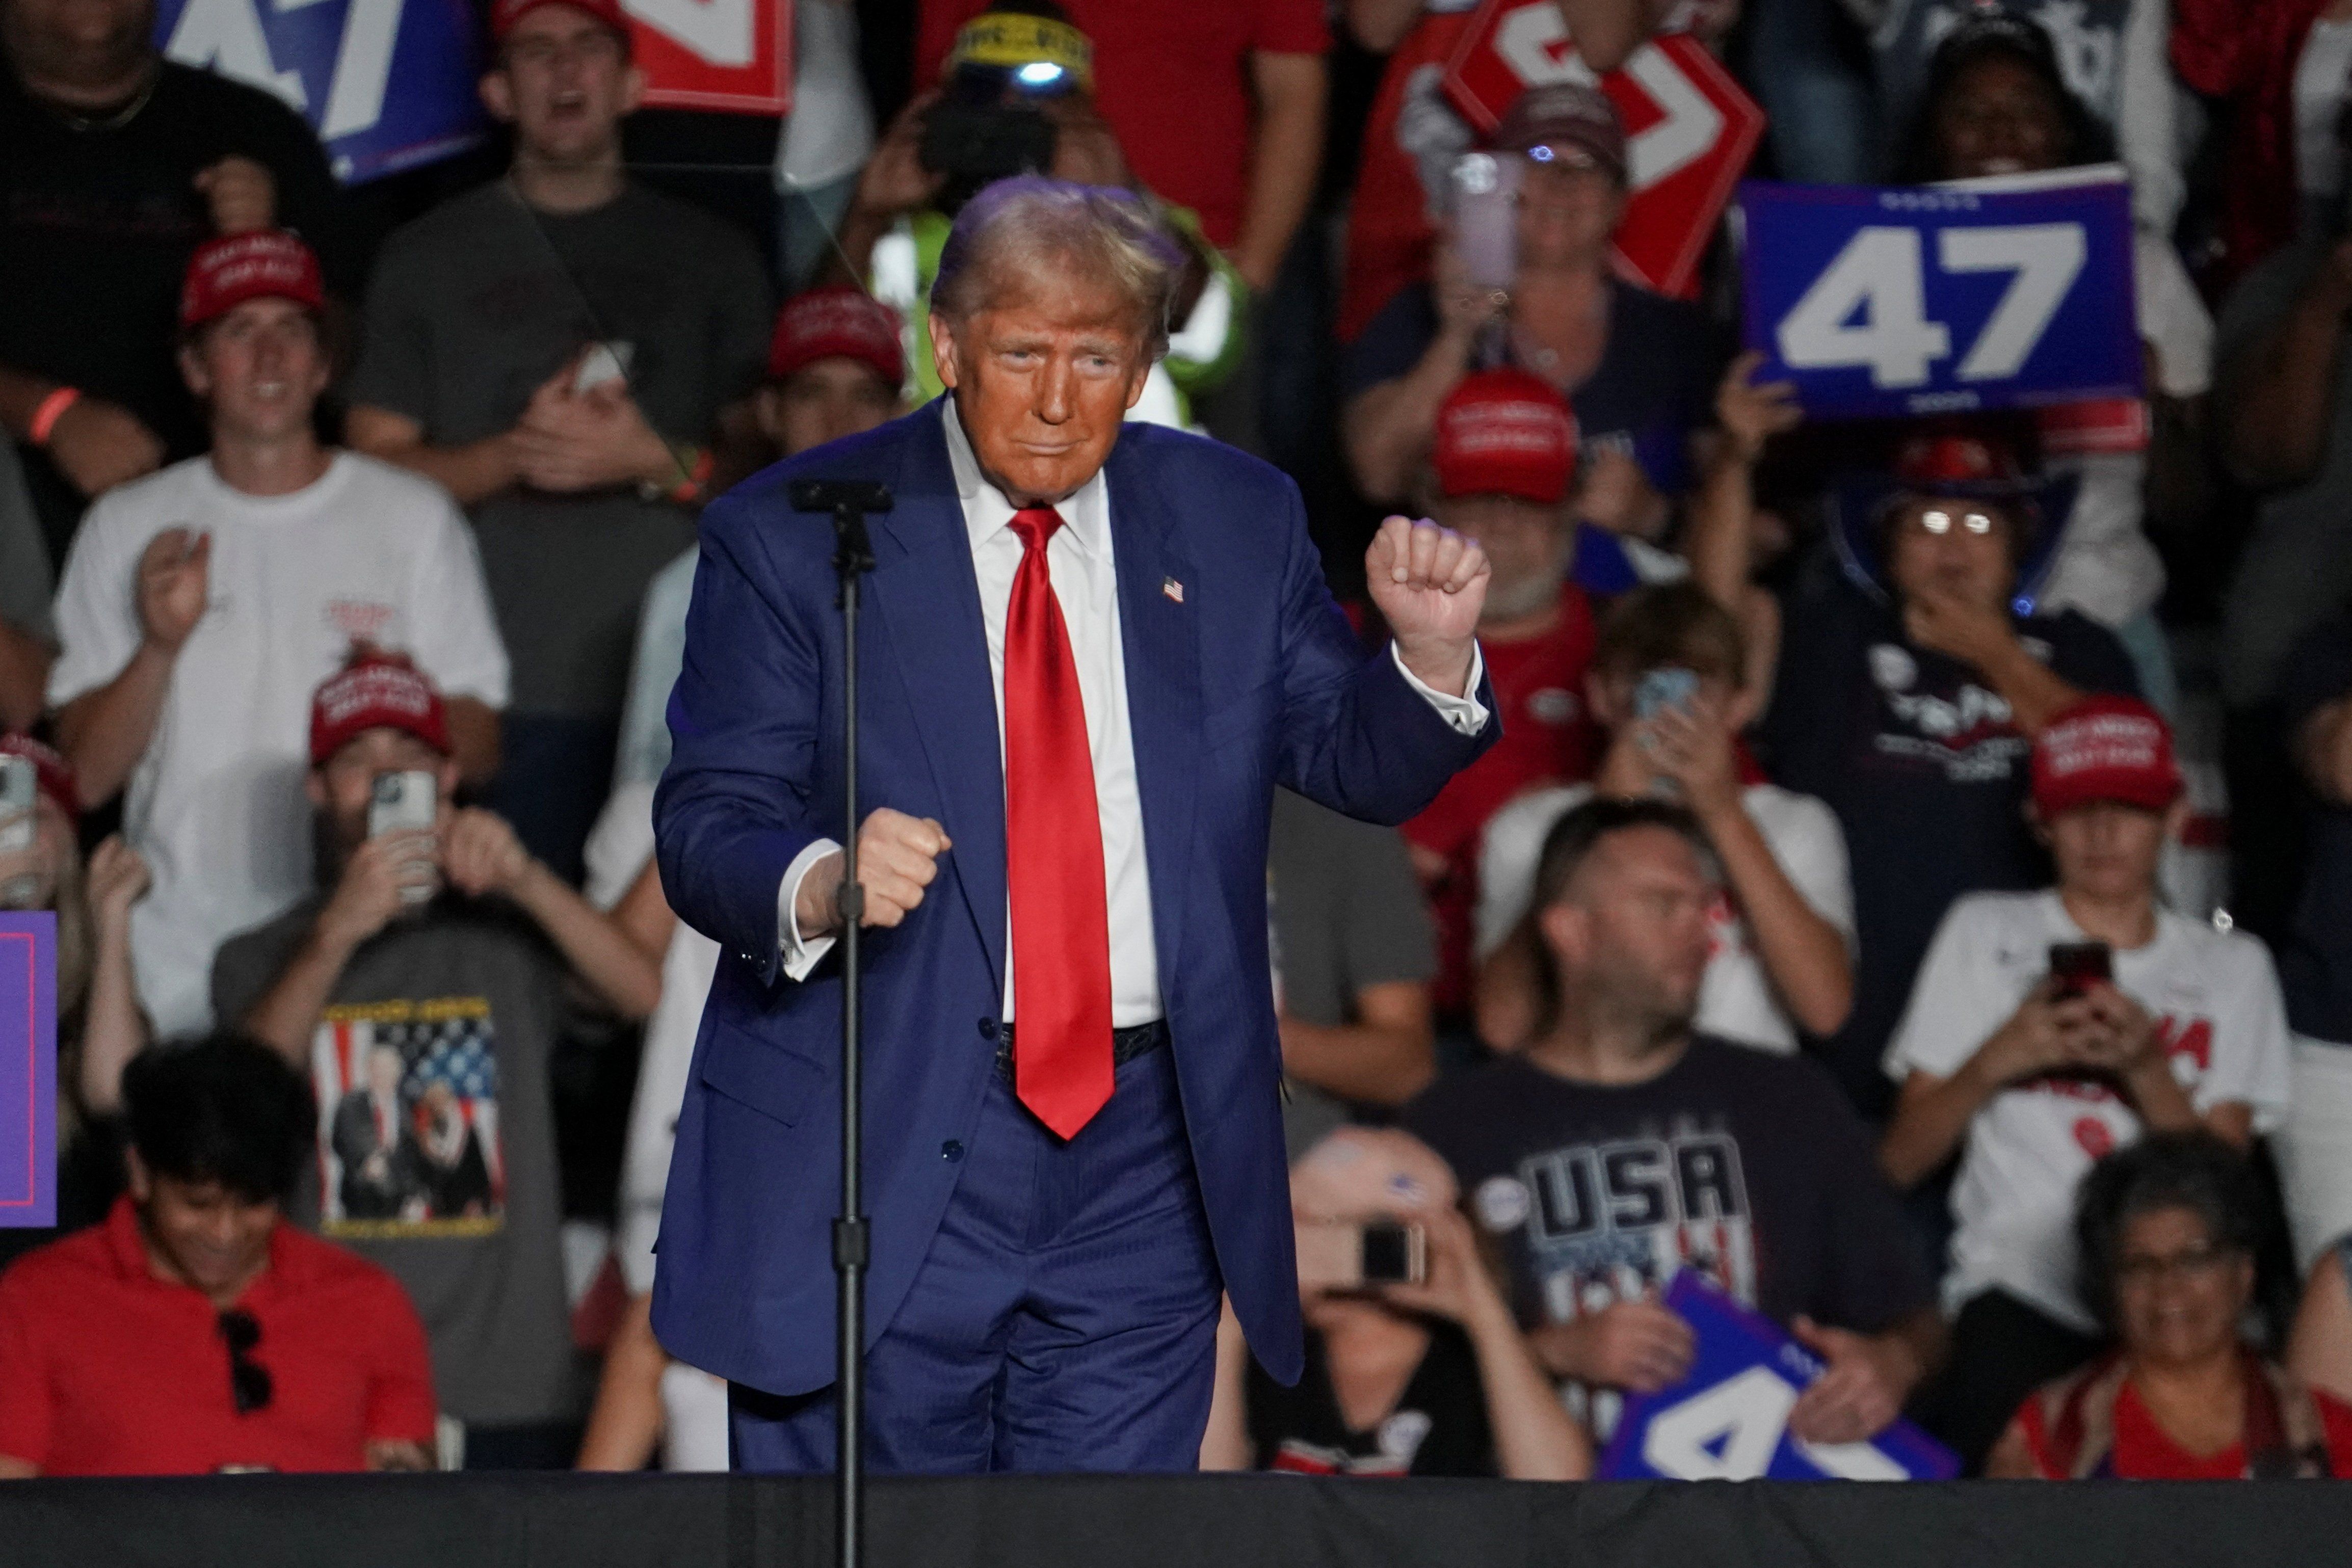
left=789, top=481, right=893, bottom=587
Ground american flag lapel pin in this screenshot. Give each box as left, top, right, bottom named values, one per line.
left=1162, top=576, right=1184, bottom=604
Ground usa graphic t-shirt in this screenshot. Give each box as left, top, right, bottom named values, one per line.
left=211, top=896, right=578, bottom=1427
left=1884, top=890, right=2291, bottom=1331
left=1404, top=1040, right=1932, bottom=1435
left=1760, top=575, right=2138, bottom=1116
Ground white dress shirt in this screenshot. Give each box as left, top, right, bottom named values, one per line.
left=776, top=401, right=1489, bottom=1023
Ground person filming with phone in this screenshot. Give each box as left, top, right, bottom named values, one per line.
left=1405, top=798, right=1942, bottom=1449
left=1198, top=1127, right=1590, bottom=1479
left=205, top=652, right=658, bottom=1470
left=1879, top=697, right=2292, bottom=1473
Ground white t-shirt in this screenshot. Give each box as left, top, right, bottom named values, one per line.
left=2297, top=20, right=2352, bottom=216
left=47, top=453, right=509, bottom=1034
left=1883, top=889, right=2292, bottom=1330
left=1475, top=781, right=1854, bottom=1054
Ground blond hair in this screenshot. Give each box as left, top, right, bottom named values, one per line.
left=931, top=176, right=1182, bottom=358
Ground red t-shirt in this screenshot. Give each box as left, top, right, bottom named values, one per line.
left=0, top=1196, right=437, bottom=1475
left=2019, top=1378, right=2352, bottom=1479
left=1337, top=7, right=1480, bottom=341
left=916, top=0, right=1330, bottom=247
left=1403, top=587, right=1601, bottom=1011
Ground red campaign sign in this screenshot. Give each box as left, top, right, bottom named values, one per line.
left=624, top=0, right=792, bottom=114
left=1443, top=1, right=1763, bottom=299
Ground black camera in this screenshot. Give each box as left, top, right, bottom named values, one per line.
left=919, top=96, right=1060, bottom=200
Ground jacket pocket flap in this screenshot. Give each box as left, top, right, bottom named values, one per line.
left=699, top=1021, right=824, bottom=1128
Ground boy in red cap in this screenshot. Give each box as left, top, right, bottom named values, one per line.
left=346, top=0, right=770, bottom=887
left=1392, top=368, right=1598, bottom=1017
left=1878, top=695, right=2290, bottom=1472
left=754, top=285, right=905, bottom=459
left=206, top=650, right=659, bottom=1468
left=45, top=232, right=509, bottom=1039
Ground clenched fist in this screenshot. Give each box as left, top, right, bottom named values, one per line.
left=796, top=808, right=952, bottom=939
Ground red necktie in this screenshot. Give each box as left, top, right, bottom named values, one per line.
left=1003, top=506, right=1114, bottom=1139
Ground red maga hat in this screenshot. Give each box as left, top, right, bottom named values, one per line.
left=180, top=230, right=325, bottom=331
left=2031, top=696, right=2183, bottom=817
left=768, top=286, right=906, bottom=387
left=1433, top=368, right=1577, bottom=504
left=490, top=0, right=630, bottom=45
left=309, top=653, right=451, bottom=766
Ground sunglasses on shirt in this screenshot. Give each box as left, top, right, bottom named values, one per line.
left=218, top=1309, right=274, bottom=1415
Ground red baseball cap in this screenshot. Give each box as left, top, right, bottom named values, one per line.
left=491, top=0, right=630, bottom=45
left=309, top=653, right=451, bottom=766
left=0, top=733, right=78, bottom=821
left=1433, top=368, right=1578, bottom=504
left=768, top=287, right=906, bottom=387
left=1892, top=429, right=2034, bottom=499
left=180, top=230, right=325, bottom=331
left=2031, top=696, right=2183, bottom=817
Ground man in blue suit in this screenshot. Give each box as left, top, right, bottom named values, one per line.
left=651, top=176, right=1497, bottom=1473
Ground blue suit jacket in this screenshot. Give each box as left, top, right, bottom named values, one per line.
left=649, top=399, right=1495, bottom=1394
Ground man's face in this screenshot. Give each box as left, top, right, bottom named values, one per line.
left=1885, top=494, right=2017, bottom=611
left=308, top=727, right=457, bottom=861
left=1431, top=492, right=1569, bottom=622
left=1935, top=55, right=2067, bottom=180
left=483, top=5, right=641, bottom=167
left=929, top=257, right=1152, bottom=505
left=1541, top=826, right=1713, bottom=1040
left=181, top=298, right=328, bottom=445
left=1, top=0, right=154, bottom=94
left=2044, top=799, right=2173, bottom=904
left=366, top=1045, right=403, bottom=1098
left=756, top=358, right=900, bottom=459
left=1514, top=147, right=1624, bottom=271
left=132, top=1163, right=279, bottom=1305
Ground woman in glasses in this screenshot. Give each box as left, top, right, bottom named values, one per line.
left=1988, top=1132, right=2352, bottom=1479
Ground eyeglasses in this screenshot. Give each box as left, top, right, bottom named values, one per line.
left=2114, top=1242, right=2239, bottom=1290
left=1916, top=508, right=1997, bottom=537
left=218, top=1309, right=274, bottom=1415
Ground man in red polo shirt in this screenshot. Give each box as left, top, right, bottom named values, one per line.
left=1398, top=368, right=1600, bottom=1015
left=0, top=1033, right=435, bottom=1476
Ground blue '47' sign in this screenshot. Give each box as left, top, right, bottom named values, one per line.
left=1737, top=173, right=2140, bottom=421
left=156, top=0, right=485, bottom=184
left=1598, top=1271, right=1958, bottom=1481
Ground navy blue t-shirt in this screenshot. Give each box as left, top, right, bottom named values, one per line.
left=1759, top=568, right=2140, bottom=1118
left=1341, top=281, right=1719, bottom=495
left=2278, top=610, right=2352, bottom=1044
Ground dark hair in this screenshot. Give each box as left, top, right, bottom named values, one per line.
left=123, top=1033, right=315, bottom=1205
left=1593, top=582, right=1748, bottom=689
left=1522, top=798, right=1710, bottom=1039
left=2074, top=1131, right=2263, bottom=1332
left=1894, top=11, right=2114, bottom=184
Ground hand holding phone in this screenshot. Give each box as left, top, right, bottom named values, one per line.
left=368, top=770, right=441, bottom=906
left=2047, top=941, right=2111, bottom=1001
left=1294, top=1219, right=1429, bottom=1291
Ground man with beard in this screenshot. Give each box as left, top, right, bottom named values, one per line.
left=210, top=653, right=660, bottom=1466
left=1390, top=367, right=1600, bottom=1018
left=0, top=0, right=352, bottom=560
left=1405, top=798, right=1941, bottom=1447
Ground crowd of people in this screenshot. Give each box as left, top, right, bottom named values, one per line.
left=6, top=0, right=2352, bottom=1487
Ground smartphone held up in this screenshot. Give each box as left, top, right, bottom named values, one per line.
left=369, top=770, right=440, bottom=906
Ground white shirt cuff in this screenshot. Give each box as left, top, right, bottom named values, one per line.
left=776, top=837, right=843, bottom=980
left=1392, top=642, right=1490, bottom=736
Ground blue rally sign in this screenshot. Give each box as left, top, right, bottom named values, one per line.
left=1738, top=172, right=2140, bottom=421
left=0, top=914, right=56, bottom=1231
left=155, top=0, right=486, bottom=184
left=1598, top=1271, right=1959, bottom=1481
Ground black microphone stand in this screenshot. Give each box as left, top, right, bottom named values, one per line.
left=788, top=477, right=891, bottom=1568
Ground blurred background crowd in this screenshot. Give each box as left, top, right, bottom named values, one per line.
left=6, top=0, right=2352, bottom=1489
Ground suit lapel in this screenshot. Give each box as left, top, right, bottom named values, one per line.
left=866, top=401, right=1008, bottom=985
left=1105, top=438, right=1203, bottom=993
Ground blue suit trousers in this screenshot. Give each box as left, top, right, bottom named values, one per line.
left=727, top=1043, right=1223, bottom=1473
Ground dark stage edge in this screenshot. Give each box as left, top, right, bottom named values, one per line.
left=6, top=1471, right=2351, bottom=1566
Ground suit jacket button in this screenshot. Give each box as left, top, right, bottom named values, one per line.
left=977, top=1018, right=999, bottom=1040
left=941, top=1140, right=964, bottom=1162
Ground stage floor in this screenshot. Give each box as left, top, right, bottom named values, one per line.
left=6, top=1470, right=2349, bottom=1566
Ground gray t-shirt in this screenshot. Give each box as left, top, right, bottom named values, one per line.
left=347, top=181, right=772, bottom=718
left=210, top=896, right=581, bottom=1427
left=2217, top=238, right=2352, bottom=708
left=1268, top=788, right=1437, bottom=1159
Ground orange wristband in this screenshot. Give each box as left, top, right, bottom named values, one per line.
left=28, top=387, right=80, bottom=446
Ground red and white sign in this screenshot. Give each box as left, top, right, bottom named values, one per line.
left=1443, top=1, right=1762, bottom=299
left=624, top=0, right=792, bottom=114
